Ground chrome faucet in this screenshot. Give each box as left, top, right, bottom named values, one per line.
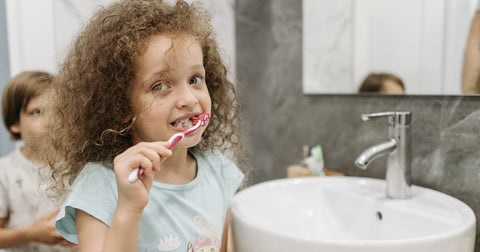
left=355, top=111, right=412, bottom=199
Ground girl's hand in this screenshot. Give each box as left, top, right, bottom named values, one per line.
left=113, top=141, right=172, bottom=213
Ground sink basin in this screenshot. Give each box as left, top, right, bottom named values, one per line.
left=229, top=176, right=475, bottom=252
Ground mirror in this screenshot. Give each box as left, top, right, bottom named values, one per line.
left=303, top=0, right=478, bottom=95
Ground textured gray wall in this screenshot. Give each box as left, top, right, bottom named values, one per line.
left=236, top=0, right=480, bottom=250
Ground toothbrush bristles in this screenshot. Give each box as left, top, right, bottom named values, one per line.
left=192, top=113, right=210, bottom=126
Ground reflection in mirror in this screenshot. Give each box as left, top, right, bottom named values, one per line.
left=302, top=0, right=477, bottom=95
left=358, top=72, right=405, bottom=95
left=463, top=0, right=480, bottom=94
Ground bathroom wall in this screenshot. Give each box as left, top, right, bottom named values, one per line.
left=236, top=0, right=480, bottom=249
left=0, top=0, right=13, bottom=156
left=0, top=1, right=9, bottom=248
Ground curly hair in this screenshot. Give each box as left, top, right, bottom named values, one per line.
left=45, top=0, right=246, bottom=197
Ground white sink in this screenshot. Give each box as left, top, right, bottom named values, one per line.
left=229, top=176, right=476, bottom=252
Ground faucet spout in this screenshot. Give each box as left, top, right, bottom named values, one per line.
left=355, top=139, right=397, bottom=169
left=355, top=111, right=412, bottom=199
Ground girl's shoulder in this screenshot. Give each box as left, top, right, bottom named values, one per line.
left=81, top=162, right=114, bottom=175
left=64, top=162, right=118, bottom=210
left=72, top=162, right=116, bottom=188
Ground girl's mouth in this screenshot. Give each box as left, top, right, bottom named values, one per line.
left=171, top=117, right=194, bottom=130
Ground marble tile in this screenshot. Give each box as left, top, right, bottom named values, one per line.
left=302, top=0, right=353, bottom=94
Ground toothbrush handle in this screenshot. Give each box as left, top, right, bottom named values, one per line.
left=127, top=133, right=185, bottom=182
left=167, top=133, right=185, bottom=150
left=128, top=167, right=144, bottom=182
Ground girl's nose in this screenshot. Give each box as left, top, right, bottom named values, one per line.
left=175, top=85, right=199, bottom=108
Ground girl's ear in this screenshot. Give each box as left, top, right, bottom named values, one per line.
left=120, top=106, right=133, bottom=124
left=121, top=115, right=133, bottom=124
left=9, top=122, right=20, bottom=134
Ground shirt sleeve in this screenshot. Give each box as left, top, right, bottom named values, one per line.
left=219, top=154, right=245, bottom=206
left=55, top=163, right=118, bottom=244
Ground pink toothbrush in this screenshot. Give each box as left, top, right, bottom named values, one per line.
left=128, top=113, right=210, bottom=182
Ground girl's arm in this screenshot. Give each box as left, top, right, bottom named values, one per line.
left=76, top=141, right=172, bottom=252
left=221, top=210, right=235, bottom=252
left=462, top=12, right=480, bottom=94
left=76, top=210, right=108, bottom=251
left=0, top=211, right=68, bottom=248
left=76, top=208, right=142, bottom=252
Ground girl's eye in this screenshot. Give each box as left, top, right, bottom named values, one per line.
left=189, top=76, right=202, bottom=85
left=30, top=109, right=41, bottom=116
left=152, top=82, right=168, bottom=92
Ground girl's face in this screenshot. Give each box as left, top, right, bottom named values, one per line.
left=129, top=34, right=211, bottom=148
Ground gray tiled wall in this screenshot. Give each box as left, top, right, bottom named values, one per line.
left=236, top=0, right=480, bottom=250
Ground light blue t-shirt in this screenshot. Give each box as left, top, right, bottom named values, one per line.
left=55, top=149, right=244, bottom=252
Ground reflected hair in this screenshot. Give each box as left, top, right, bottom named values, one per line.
left=358, top=73, right=405, bottom=93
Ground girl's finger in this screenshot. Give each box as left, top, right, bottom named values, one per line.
left=114, top=141, right=173, bottom=185
left=118, top=142, right=171, bottom=164
left=121, top=155, right=153, bottom=176
left=130, top=148, right=162, bottom=172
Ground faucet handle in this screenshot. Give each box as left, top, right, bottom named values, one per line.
left=361, top=111, right=411, bottom=125
left=361, top=111, right=396, bottom=121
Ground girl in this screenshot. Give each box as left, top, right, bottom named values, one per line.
left=46, top=1, right=246, bottom=251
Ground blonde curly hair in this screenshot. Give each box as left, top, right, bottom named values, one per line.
left=45, top=0, right=245, bottom=196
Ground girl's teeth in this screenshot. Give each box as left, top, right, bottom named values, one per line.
left=173, top=118, right=193, bottom=128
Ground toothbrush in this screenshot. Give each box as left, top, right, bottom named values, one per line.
left=128, top=113, right=211, bottom=182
